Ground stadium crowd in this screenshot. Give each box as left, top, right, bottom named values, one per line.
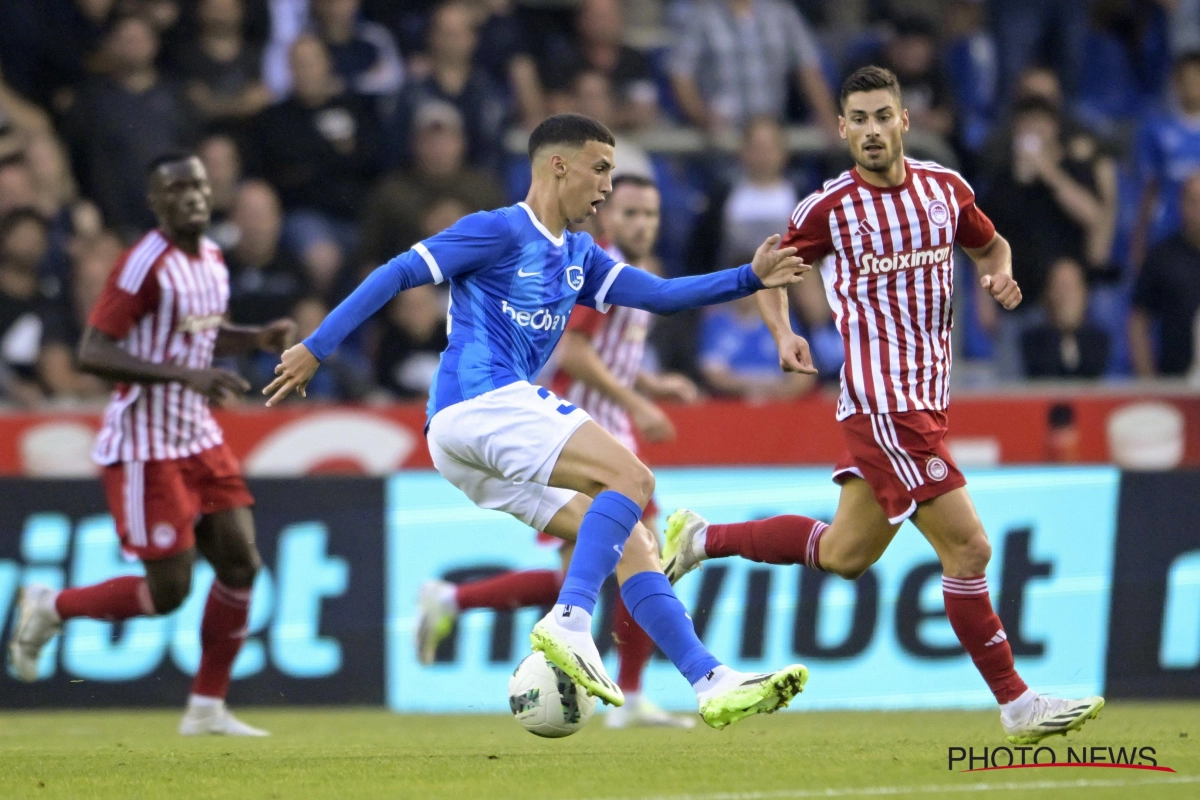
left=1, top=0, right=1200, bottom=409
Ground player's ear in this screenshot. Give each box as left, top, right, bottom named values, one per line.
left=900, top=108, right=910, bottom=133
left=838, top=115, right=847, bottom=140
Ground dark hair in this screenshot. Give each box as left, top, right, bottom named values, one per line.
left=1175, top=50, right=1200, bottom=74
left=611, top=174, right=657, bottom=193
left=147, top=151, right=196, bottom=176
left=839, top=65, right=902, bottom=111
left=1011, top=95, right=1059, bottom=119
left=0, top=208, right=49, bottom=244
left=527, top=113, right=615, bottom=159
left=892, top=15, right=936, bottom=39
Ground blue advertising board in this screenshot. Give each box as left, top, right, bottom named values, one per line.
left=386, top=466, right=1120, bottom=713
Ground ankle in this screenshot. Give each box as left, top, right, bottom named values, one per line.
left=552, top=603, right=592, bottom=633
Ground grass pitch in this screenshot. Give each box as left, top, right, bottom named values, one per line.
left=0, top=703, right=1196, bottom=799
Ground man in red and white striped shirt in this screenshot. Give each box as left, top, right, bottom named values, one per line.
left=8, top=154, right=295, bottom=736
left=663, top=67, right=1105, bottom=744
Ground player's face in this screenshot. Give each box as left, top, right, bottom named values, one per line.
left=149, top=157, right=212, bottom=236
left=840, top=90, right=909, bottom=173
left=601, top=184, right=660, bottom=261
left=562, top=140, right=615, bottom=224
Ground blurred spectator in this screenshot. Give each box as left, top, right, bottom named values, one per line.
left=541, top=0, right=659, bottom=130
left=358, top=101, right=504, bottom=268
left=567, top=71, right=654, bottom=179
left=0, top=64, right=54, bottom=160
left=224, top=180, right=308, bottom=326
left=1133, top=52, right=1200, bottom=264
left=0, top=210, right=72, bottom=406
left=311, top=0, right=404, bottom=101
left=942, top=0, right=998, bottom=152
left=251, top=34, right=380, bottom=279
left=262, top=0, right=308, bottom=99
left=1045, top=402, right=1080, bottom=462
left=23, top=134, right=103, bottom=287
left=668, top=0, right=838, bottom=136
left=261, top=293, right=371, bottom=399
left=373, top=283, right=448, bottom=399
left=1130, top=171, right=1200, bottom=377
left=470, top=0, right=544, bottom=128
left=686, top=117, right=797, bottom=275
left=176, top=0, right=272, bottom=131
left=1020, top=258, right=1110, bottom=378
left=848, top=16, right=954, bottom=139
left=699, top=292, right=816, bottom=401
left=197, top=133, right=241, bottom=246
left=389, top=1, right=507, bottom=170
left=0, top=157, right=37, bottom=219
left=992, top=0, right=1089, bottom=105
left=63, top=15, right=198, bottom=238
left=790, top=267, right=843, bottom=381
left=0, top=0, right=112, bottom=111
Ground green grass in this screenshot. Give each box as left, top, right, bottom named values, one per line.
left=0, top=703, right=1196, bottom=799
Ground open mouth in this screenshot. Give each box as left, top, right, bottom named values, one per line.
left=864, top=143, right=885, bottom=155
left=590, top=199, right=603, bottom=212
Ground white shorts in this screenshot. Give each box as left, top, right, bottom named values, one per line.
left=426, top=381, right=589, bottom=531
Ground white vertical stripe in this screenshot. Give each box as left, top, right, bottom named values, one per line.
left=870, top=414, right=918, bottom=489
left=881, top=413, right=924, bottom=487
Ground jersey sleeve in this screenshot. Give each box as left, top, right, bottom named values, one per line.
left=87, top=249, right=160, bottom=339
left=951, top=177, right=997, bottom=249
left=576, top=242, right=626, bottom=313
left=782, top=195, right=835, bottom=264
left=566, top=305, right=608, bottom=337
left=417, top=209, right=514, bottom=283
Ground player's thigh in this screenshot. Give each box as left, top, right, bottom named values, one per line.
left=141, top=548, right=197, bottom=613
left=821, top=477, right=903, bottom=575
left=909, top=486, right=991, bottom=575
left=548, top=419, right=654, bottom=503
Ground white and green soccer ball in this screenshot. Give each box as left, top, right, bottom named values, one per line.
left=508, top=652, right=596, bottom=737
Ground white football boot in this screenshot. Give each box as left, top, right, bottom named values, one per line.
left=1001, top=690, right=1105, bottom=744
left=415, top=579, right=458, bottom=666
left=605, top=695, right=696, bottom=729
left=662, top=510, right=709, bottom=585
left=531, top=611, right=624, bottom=706
left=8, top=585, right=62, bottom=682
left=179, top=698, right=269, bottom=736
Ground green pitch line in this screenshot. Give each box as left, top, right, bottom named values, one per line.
left=0, top=703, right=1195, bottom=800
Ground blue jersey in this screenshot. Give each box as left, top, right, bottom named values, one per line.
left=1136, top=113, right=1200, bottom=241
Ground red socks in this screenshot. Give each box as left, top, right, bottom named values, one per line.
left=705, top=515, right=829, bottom=569
left=613, top=594, right=654, bottom=693
left=191, top=581, right=251, bottom=699
left=942, top=575, right=1028, bottom=704
left=455, top=569, right=562, bottom=611
left=55, top=576, right=154, bottom=620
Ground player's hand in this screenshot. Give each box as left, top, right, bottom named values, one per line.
left=186, top=368, right=250, bottom=406
left=981, top=273, right=1022, bottom=310
left=751, top=234, right=810, bottom=288
left=263, top=343, right=320, bottom=407
left=256, top=318, right=298, bottom=353
left=631, top=399, right=677, bottom=443
left=775, top=333, right=818, bottom=375
left=654, top=372, right=700, bottom=404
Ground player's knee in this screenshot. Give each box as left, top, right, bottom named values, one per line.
left=216, top=549, right=261, bottom=590
left=950, top=532, right=991, bottom=575
left=623, top=461, right=655, bottom=507
left=147, top=572, right=192, bottom=614
left=830, top=551, right=878, bottom=581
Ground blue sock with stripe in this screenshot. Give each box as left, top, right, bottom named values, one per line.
left=620, top=570, right=721, bottom=684
left=555, top=490, right=642, bottom=617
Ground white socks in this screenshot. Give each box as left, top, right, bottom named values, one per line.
left=552, top=603, right=592, bottom=633
left=692, top=528, right=709, bottom=563
left=691, top=664, right=732, bottom=694
left=999, top=688, right=1037, bottom=723
left=187, top=694, right=222, bottom=710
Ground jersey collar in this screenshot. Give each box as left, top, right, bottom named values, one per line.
left=517, top=202, right=565, bottom=247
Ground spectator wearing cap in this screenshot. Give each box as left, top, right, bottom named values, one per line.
left=388, top=1, right=507, bottom=170
left=1021, top=258, right=1110, bottom=379
left=359, top=100, right=505, bottom=268
left=668, top=0, right=838, bottom=137
left=176, top=0, right=272, bottom=133
left=311, top=0, right=404, bottom=101
left=1131, top=171, right=1200, bottom=377
left=62, top=15, right=198, bottom=238
left=250, top=33, right=381, bottom=280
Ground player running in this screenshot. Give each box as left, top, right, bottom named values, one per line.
left=661, top=67, right=1104, bottom=744
left=416, top=174, right=696, bottom=728
left=266, top=114, right=810, bottom=729
left=7, top=153, right=294, bottom=736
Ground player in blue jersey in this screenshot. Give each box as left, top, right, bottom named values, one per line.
left=264, top=114, right=810, bottom=729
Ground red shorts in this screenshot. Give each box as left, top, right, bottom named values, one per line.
left=833, top=410, right=966, bottom=524
left=102, top=443, right=254, bottom=561
left=535, top=496, right=660, bottom=547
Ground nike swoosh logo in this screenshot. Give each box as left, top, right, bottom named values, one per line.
left=517, top=268, right=538, bottom=277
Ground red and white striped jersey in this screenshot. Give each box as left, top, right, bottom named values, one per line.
left=89, top=230, right=230, bottom=464
left=783, top=158, right=996, bottom=420
left=549, top=248, right=652, bottom=452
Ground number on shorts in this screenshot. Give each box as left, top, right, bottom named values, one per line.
left=537, top=386, right=578, bottom=416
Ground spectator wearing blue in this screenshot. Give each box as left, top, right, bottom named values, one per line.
left=388, top=1, right=507, bottom=171
left=790, top=267, right=842, bottom=383
left=668, top=0, right=838, bottom=138
left=311, top=0, right=404, bottom=102
left=942, top=0, right=998, bottom=152
left=1130, top=172, right=1200, bottom=377
left=1132, top=52, right=1200, bottom=266
left=1020, top=258, right=1110, bottom=379
left=699, top=291, right=815, bottom=402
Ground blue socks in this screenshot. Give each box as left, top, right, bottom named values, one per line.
left=620, top=571, right=721, bottom=685
left=556, top=490, right=642, bottom=614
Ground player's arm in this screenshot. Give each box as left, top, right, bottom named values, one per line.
left=598, top=235, right=808, bottom=315
left=77, top=326, right=249, bottom=403
left=755, top=286, right=817, bottom=376
left=964, top=233, right=1021, bottom=311
left=556, top=327, right=677, bottom=443
left=634, top=370, right=698, bottom=404
left=213, top=318, right=298, bottom=357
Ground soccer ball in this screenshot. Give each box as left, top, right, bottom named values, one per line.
left=508, top=652, right=596, bottom=738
